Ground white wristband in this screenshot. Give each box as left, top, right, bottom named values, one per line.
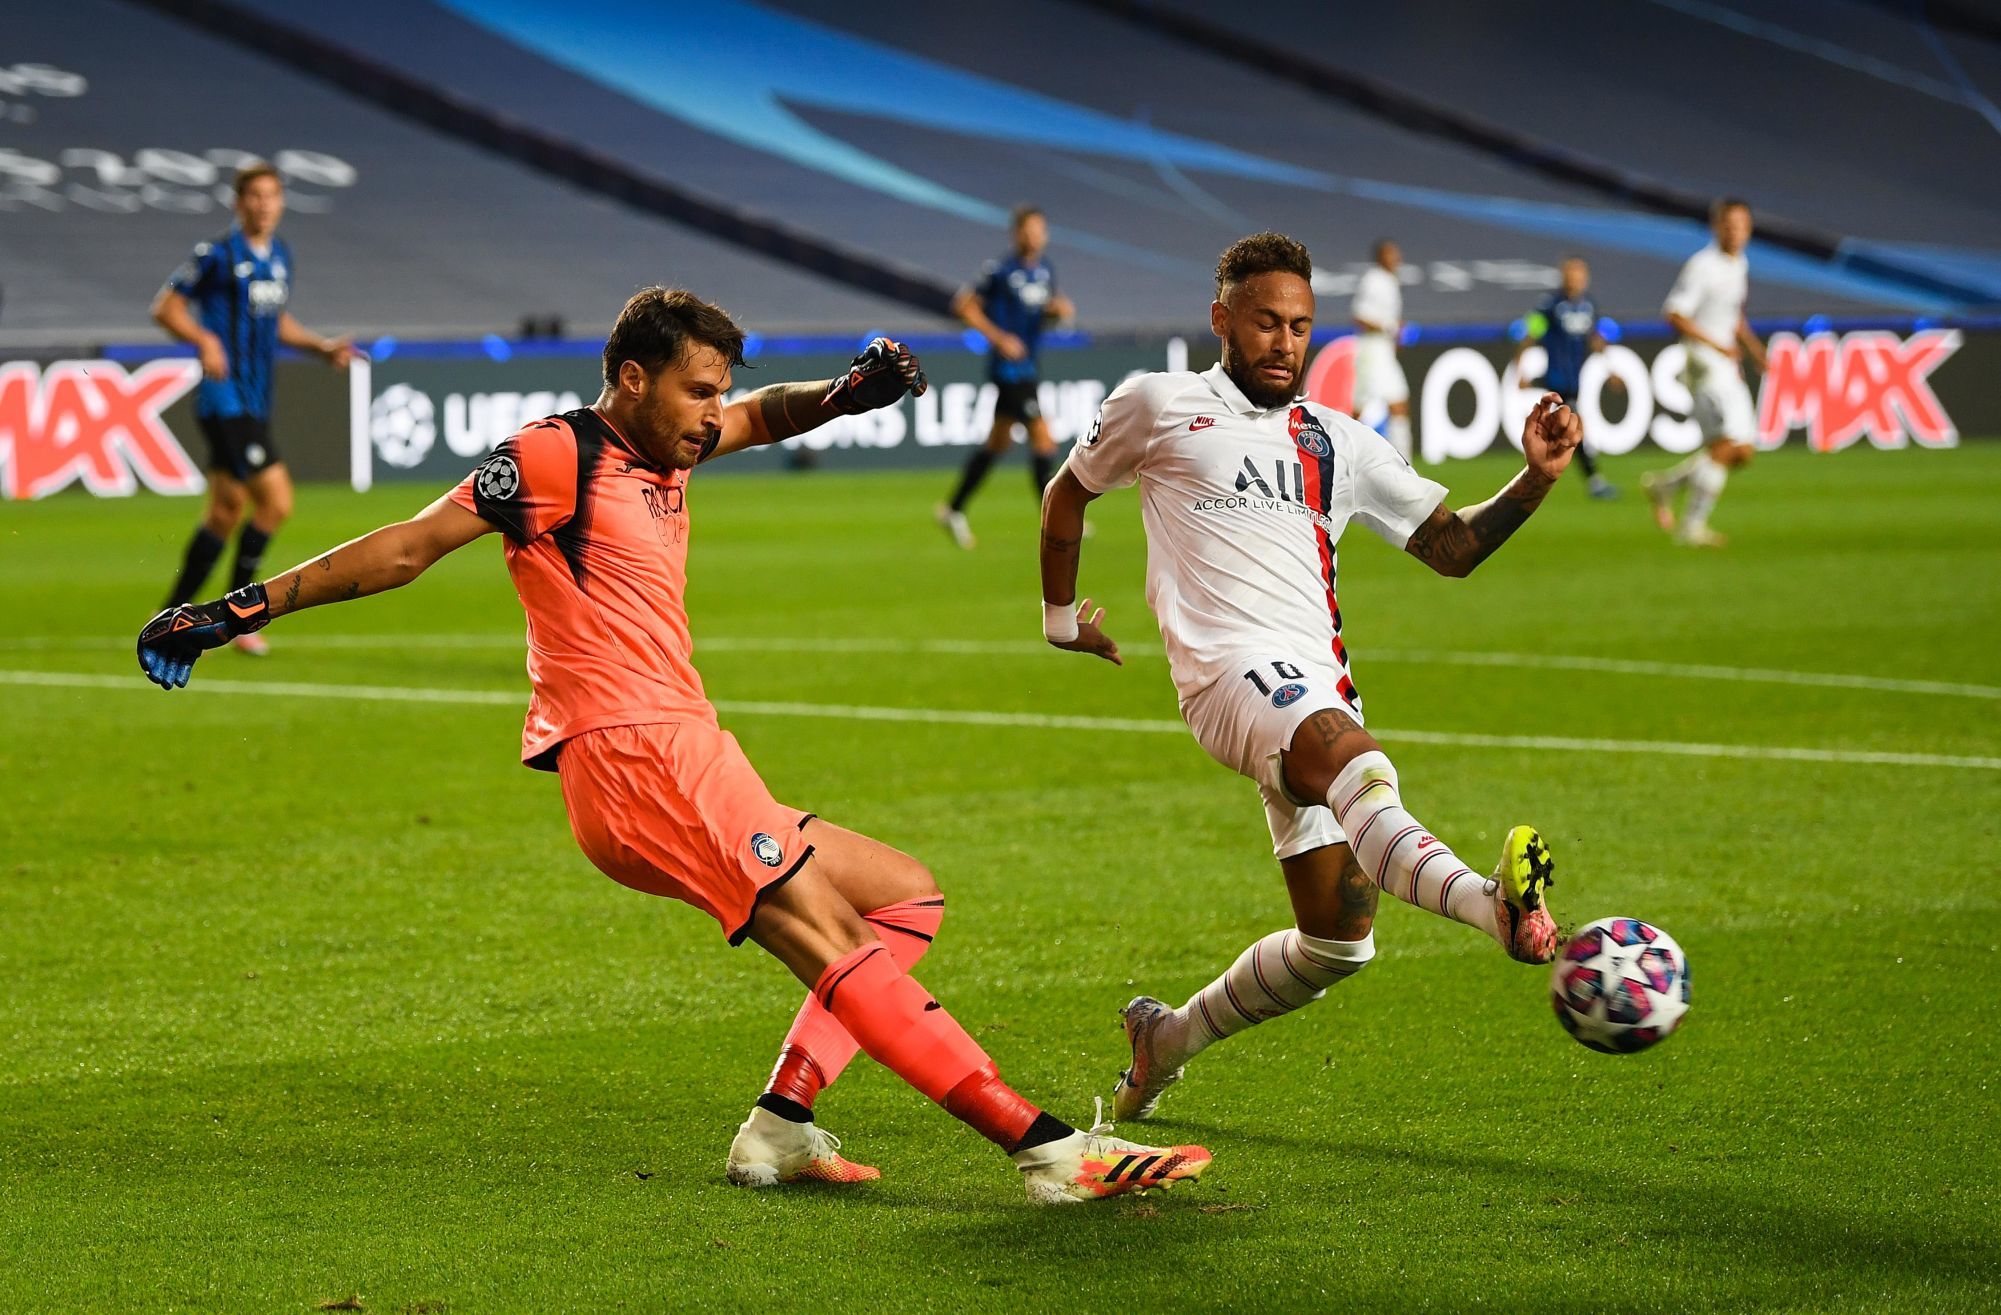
left=1042, top=600, right=1079, bottom=643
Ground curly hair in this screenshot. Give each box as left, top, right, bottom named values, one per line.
left=1215, top=232, right=1314, bottom=296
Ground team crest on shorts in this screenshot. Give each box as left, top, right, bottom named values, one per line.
left=750, top=832, right=784, bottom=868
left=1272, top=682, right=1308, bottom=708
left=1287, top=406, right=1332, bottom=459
left=475, top=453, right=520, bottom=500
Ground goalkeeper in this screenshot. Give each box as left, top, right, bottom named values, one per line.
left=136, top=288, right=1210, bottom=1205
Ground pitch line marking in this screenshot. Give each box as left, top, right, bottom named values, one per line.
left=5, top=669, right=1997, bottom=772
left=5, top=634, right=1992, bottom=701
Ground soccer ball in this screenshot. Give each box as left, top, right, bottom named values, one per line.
left=1549, top=917, right=1690, bottom=1054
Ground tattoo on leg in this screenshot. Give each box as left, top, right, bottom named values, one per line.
left=340, top=581, right=361, bottom=601
left=1339, top=858, right=1378, bottom=926
left=1307, top=707, right=1367, bottom=756
left=281, top=574, right=301, bottom=612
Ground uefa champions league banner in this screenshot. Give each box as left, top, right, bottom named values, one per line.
left=0, top=324, right=1987, bottom=498
left=350, top=342, right=1173, bottom=488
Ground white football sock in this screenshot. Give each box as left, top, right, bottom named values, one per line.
left=1327, top=751, right=1498, bottom=938
left=1157, top=929, right=1375, bottom=1066
left=1681, top=454, right=1729, bottom=530
left=1387, top=414, right=1414, bottom=462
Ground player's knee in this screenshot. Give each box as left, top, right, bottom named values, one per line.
left=1295, top=927, right=1377, bottom=986
left=895, top=857, right=942, bottom=902
left=202, top=494, right=245, bottom=536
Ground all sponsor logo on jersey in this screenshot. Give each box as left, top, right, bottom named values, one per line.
left=0, top=358, right=203, bottom=499
left=1271, top=682, right=1308, bottom=708
left=1189, top=415, right=1215, bottom=431
left=750, top=832, right=784, bottom=868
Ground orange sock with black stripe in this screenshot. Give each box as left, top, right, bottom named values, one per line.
left=809, top=942, right=1072, bottom=1152
left=759, top=896, right=945, bottom=1119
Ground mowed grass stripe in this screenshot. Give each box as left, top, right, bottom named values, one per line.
left=8, top=668, right=1997, bottom=771
left=10, top=633, right=1995, bottom=700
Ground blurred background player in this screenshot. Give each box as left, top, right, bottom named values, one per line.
left=152, top=163, right=356, bottom=653
left=1350, top=239, right=1413, bottom=461
left=1643, top=198, right=1766, bottom=547
left=936, top=204, right=1074, bottom=548
left=1513, top=256, right=1618, bottom=499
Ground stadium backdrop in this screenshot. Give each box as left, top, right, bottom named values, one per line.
left=0, top=317, right=1987, bottom=500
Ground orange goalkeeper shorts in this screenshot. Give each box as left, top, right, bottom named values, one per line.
left=557, top=720, right=815, bottom=944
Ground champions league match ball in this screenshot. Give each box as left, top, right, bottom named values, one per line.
left=1549, top=917, right=1690, bottom=1054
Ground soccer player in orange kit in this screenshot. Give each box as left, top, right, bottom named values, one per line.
left=135, top=289, right=1209, bottom=1204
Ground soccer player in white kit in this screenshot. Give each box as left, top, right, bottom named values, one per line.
left=1038, top=232, right=1583, bottom=1121
left=1642, top=198, right=1767, bottom=547
left=1350, top=239, right=1413, bottom=461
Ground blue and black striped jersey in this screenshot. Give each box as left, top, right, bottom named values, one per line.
left=167, top=227, right=292, bottom=419
left=972, top=254, right=1056, bottom=385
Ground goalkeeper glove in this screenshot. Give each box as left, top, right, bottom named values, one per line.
left=136, top=582, right=270, bottom=689
left=823, top=337, right=928, bottom=415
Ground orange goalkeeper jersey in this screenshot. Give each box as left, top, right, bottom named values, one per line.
left=449, top=406, right=718, bottom=770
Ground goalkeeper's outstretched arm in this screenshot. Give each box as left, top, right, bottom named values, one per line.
left=264, top=495, right=491, bottom=617
left=136, top=496, right=492, bottom=689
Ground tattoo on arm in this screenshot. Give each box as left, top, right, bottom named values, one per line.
left=281, top=574, right=301, bottom=612
left=1405, top=469, right=1552, bottom=577
left=341, top=581, right=361, bottom=601
left=1041, top=530, right=1080, bottom=557
left=754, top=383, right=835, bottom=442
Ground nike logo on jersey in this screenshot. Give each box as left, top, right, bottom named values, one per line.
left=1189, top=416, right=1216, bottom=431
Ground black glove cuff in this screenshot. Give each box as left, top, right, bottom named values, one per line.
left=221, top=582, right=271, bottom=635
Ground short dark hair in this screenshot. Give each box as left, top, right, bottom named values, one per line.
left=1711, top=196, right=1751, bottom=221
left=1010, top=203, right=1045, bottom=229
left=1373, top=238, right=1398, bottom=260
left=602, top=287, right=747, bottom=386
left=232, top=163, right=281, bottom=199
left=1215, top=231, right=1314, bottom=296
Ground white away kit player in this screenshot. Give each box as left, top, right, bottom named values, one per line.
left=1350, top=239, right=1412, bottom=461
left=1038, top=232, right=1583, bottom=1121
left=1642, top=198, right=1767, bottom=547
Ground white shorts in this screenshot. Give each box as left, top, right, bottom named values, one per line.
left=1684, top=354, right=1755, bottom=442
left=1352, top=337, right=1409, bottom=408
left=1180, top=652, right=1361, bottom=861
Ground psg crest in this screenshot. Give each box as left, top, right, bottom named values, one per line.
left=1287, top=406, right=1332, bottom=459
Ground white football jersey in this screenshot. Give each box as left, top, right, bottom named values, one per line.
left=1663, top=243, right=1749, bottom=384
left=1067, top=364, right=1447, bottom=700
left=1352, top=266, right=1403, bottom=342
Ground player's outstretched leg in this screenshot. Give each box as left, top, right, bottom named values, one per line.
left=749, top=863, right=1210, bottom=1203
left=1113, top=927, right=1373, bottom=1120
left=1284, top=707, right=1559, bottom=964
left=1113, top=850, right=1377, bottom=1122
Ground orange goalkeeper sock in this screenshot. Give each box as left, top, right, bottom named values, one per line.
left=811, top=942, right=1069, bottom=1151
left=761, top=897, right=945, bottom=1114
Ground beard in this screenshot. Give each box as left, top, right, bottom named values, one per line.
left=1224, top=348, right=1301, bottom=410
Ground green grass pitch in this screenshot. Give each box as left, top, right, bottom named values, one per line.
left=2, top=443, right=1997, bottom=1312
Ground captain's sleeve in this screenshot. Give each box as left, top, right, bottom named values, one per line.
left=166, top=241, right=219, bottom=298
left=1344, top=419, right=1448, bottom=548
left=1065, top=373, right=1160, bottom=493
left=448, top=418, right=578, bottom=545
left=1663, top=255, right=1704, bottom=318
